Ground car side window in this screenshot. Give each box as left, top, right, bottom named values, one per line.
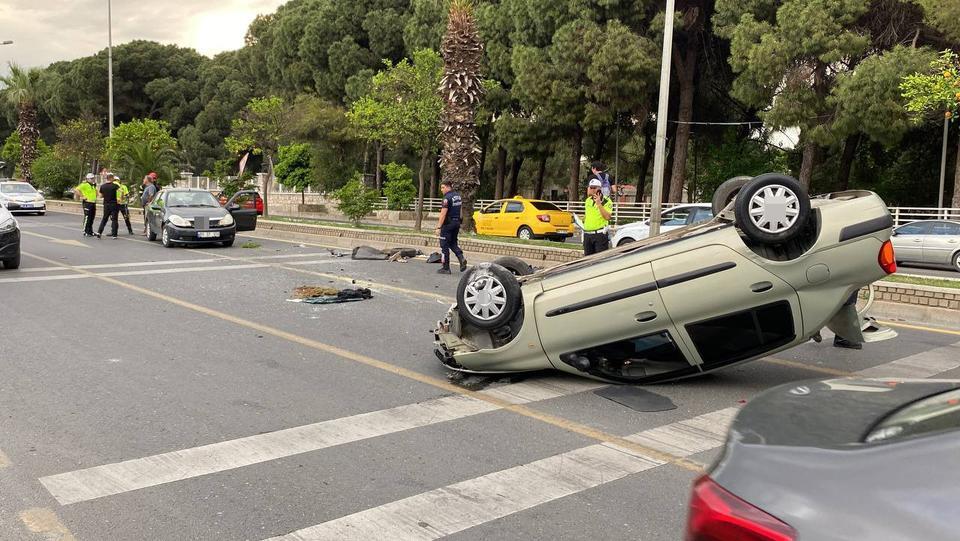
left=932, top=222, right=960, bottom=235
left=897, top=222, right=933, bottom=235
left=686, top=301, right=795, bottom=368
left=505, top=202, right=524, bottom=213
left=688, top=207, right=713, bottom=224
left=481, top=202, right=503, bottom=214
left=558, top=330, right=692, bottom=382
left=944, top=223, right=960, bottom=235
left=662, top=208, right=690, bottom=226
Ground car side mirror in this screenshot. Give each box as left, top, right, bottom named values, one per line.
left=891, top=230, right=898, bottom=237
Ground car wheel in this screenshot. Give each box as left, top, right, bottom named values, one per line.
left=2, top=252, right=20, bottom=269
left=953, top=252, right=960, bottom=273
left=37, top=211, right=45, bottom=216
left=147, top=221, right=157, bottom=241
left=712, top=175, right=753, bottom=216
left=222, top=239, right=235, bottom=248
left=161, top=225, right=174, bottom=248
left=617, top=237, right=635, bottom=247
left=492, top=256, right=534, bottom=276
left=456, top=263, right=522, bottom=330
left=517, top=226, right=533, bottom=240
left=734, top=174, right=811, bottom=245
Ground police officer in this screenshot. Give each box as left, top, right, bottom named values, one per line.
left=435, top=179, right=467, bottom=274
left=113, top=175, right=134, bottom=235
left=96, top=174, right=122, bottom=239
left=75, top=173, right=98, bottom=236
left=582, top=178, right=612, bottom=255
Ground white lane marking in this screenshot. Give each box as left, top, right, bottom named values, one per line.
left=38, top=376, right=599, bottom=506
left=0, top=448, right=10, bottom=469
left=0, top=273, right=88, bottom=283
left=262, top=409, right=732, bottom=541
left=0, top=263, right=269, bottom=283
left=21, top=258, right=227, bottom=272
left=857, top=342, right=960, bottom=378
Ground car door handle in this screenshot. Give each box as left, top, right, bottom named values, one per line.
left=913, top=239, right=922, bottom=243
left=635, top=311, right=658, bottom=323
left=750, top=281, right=773, bottom=293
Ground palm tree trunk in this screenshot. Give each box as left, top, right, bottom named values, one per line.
left=17, top=104, right=39, bottom=182
left=568, top=124, right=583, bottom=202
left=414, top=148, right=429, bottom=232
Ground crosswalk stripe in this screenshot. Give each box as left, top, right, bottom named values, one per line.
left=856, top=342, right=960, bottom=378
left=38, top=377, right=602, bottom=506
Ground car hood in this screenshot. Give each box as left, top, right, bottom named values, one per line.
left=730, top=378, right=960, bottom=449
left=164, top=207, right=229, bottom=218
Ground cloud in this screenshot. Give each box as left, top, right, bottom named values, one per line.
left=0, top=0, right=285, bottom=72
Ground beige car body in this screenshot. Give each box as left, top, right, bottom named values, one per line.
left=435, top=190, right=896, bottom=383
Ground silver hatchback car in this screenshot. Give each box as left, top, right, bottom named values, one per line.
left=891, top=220, right=960, bottom=272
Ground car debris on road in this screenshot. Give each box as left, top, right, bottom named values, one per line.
left=288, top=286, right=373, bottom=304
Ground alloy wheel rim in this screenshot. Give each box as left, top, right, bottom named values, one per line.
left=748, top=184, right=800, bottom=234
left=519, top=229, right=531, bottom=240
left=463, top=276, right=507, bottom=321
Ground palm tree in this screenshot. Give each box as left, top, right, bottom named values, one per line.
left=121, top=141, right=177, bottom=191
left=0, top=63, right=44, bottom=182
left=439, top=0, right=485, bottom=233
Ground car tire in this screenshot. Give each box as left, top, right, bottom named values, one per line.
left=492, top=256, right=534, bottom=276
left=147, top=221, right=157, bottom=241
left=161, top=225, right=174, bottom=248
left=38, top=211, right=45, bottom=216
left=734, top=174, right=811, bottom=245
left=617, top=237, right=635, bottom=247
left=953, top=251, right=960, bottom=273
left=712, top=175, right=753, bottom=216
left=2, top=252, right=20, bottom=270
left=457, top=263, right=521, bottom=330
left=517, top=226, right=533, bottom=240
left=222, top=239, right=235, bottom=248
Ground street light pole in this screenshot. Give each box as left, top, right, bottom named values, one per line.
left=649, top=0, right=675, bottom=237
left=107, top=0, right=114, bottom=137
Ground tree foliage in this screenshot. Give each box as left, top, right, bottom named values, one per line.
left=382, top=162, right=416, bottom=209
left=334, top=176, right=380, bottom=225
left=274, top=142, right=315, bottom=197
left=105, top=119, right=177, bottom=169
left=32, top=153, right=82, bottom=197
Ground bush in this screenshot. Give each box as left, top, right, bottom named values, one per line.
left=334, top=175, right=379, bottom=225
left=382, top=162, right=416, bottom=210
left=32, top=153, right=81, bottom=197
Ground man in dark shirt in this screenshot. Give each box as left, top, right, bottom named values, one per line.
left=96, top=176, right=121, bottom=239
left=434, top=180, right=466, bottom=274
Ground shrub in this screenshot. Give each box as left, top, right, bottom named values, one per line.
left=334, top=174, right=379, bottom=225
left=382, top=162, right=416, bottom=210
left=32, top=153, right=81, bottom=197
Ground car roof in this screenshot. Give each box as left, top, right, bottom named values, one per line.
left=899, top=219, right=960, bottom=226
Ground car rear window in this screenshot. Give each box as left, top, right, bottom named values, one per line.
left=531, top=201, right=562, bottom=211
left=865, top=388, right=960, bottom=444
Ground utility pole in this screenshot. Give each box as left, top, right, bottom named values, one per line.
left=649, top=0, right=675, bottom=237
left=108, top=0, right=114, bottom=137
left=614, top=114, right=620, bottom=226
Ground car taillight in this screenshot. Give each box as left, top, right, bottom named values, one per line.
left=537, top=214, right=551, bottom=222
left=685, top=476, right=796, bottom=541
left=255, top=196, right=264, bottom=215
left=878, top=240, right=896, bottom=274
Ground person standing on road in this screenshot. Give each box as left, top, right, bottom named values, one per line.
left=582, top=178, right=612, bottom=256
left=114, top=176, right=134, bottom=235
left=435, top=179, right=467, bottom=274
left=140, top=173, right=158, bottom=236
left=96, top=174, right=121, bottom=239
left=75, top=173, right=98, bottom=237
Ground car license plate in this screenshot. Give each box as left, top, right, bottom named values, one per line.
left=19, top=203, right=33, bottom=208
left=198, top=231, right=220, bottom=238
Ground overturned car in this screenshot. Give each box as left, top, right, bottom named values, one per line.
left=434, top=174, right=898, bottom=384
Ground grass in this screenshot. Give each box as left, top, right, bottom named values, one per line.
left=883, top=274, right=960, bottom=290
left=240, top=241, right=261, bottom=249
left=267, top=215, right=579, bottom=250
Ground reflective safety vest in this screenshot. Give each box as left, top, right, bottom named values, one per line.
left=76, top=182, right=97, bottom=203
left=116, top=182, right=129, bottom=204
left=582, top=196, right=612, bottom=231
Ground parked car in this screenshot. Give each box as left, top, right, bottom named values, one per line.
left=686, top=377, right=960, bottom=541
left=145, top=189, right=259, bottom=248
left=473, top=196, right=575, bottom=241
left=434, top=174, right=897, bottom=384
left=0, top=204, right=20, bottom=269
left=891, top=219, right=960, bottom=272
left=0, top=181, right=45, bottom=215
left=611, top=203, right=713, bottom=247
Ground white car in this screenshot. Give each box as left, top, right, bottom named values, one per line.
left=0, top=181, right=46, bottom=215
left=610, top=203, right=712, bottom=247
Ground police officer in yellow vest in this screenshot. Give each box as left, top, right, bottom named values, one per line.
left=75, top=173, right=98, bottom=237
left=582, top=177, right=613, bottom=255
left=112, top=175, right=134, bottom=235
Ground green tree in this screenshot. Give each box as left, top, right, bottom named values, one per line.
left=1, top=132, right=51, bottom=178
left=54, top=118, right=103, bottom=176
left=119, top=142, right=178, bottom=189
left=225, top=96, right=294, bottom=217
left=901, top=50, right=960, bottom=207
left=274, top=142, right=314, bottom=204
left=205, top=158, right=255, bottom=198
left=347, top=49, right=443, bottom=231
left=334, top=176, right=380, bottom=225
left=32, top=153, right=81, bottom=198
left=105, top=119, right=177, bottom=169
left=0, top=63, right=46, bottom=181
left=916, top=0, right=960, bottom=42
left=382, top=162, right=417, bottom=209
left=288, top=94, right=362, bottom=192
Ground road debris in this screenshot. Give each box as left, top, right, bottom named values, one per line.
left=289, top=286, right=373, bottom=305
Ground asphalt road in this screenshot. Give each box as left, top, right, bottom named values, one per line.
left=2, top=211, right=959, bottom=541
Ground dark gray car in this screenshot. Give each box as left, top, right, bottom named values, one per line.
left=686, top=377, right=960, bottom=541
left=145, top=188, right=258, bottom=248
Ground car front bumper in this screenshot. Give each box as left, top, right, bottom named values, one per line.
left=166, top=224, right=236, bottom=244
left=2, top=201, right=45, bottom=212
left=0, top=228, right=20, bottom=259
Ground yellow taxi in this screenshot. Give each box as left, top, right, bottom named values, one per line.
left=473, top=196, right=575, bottom=240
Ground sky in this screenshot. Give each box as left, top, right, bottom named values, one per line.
left=0, top=0, right=287, bottom=72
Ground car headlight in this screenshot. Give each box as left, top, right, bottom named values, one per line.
left=0, top=217, right=17, bottom=233
left=168, top=215, right=191, bottom=227
left=219, top=213, right=234, bottom=226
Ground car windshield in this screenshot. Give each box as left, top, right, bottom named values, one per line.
left=166, top=191, right=220, bottom=207
left=1, top=183, right=38, bottom=194
left=865, top=388, right=960, bottom=444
